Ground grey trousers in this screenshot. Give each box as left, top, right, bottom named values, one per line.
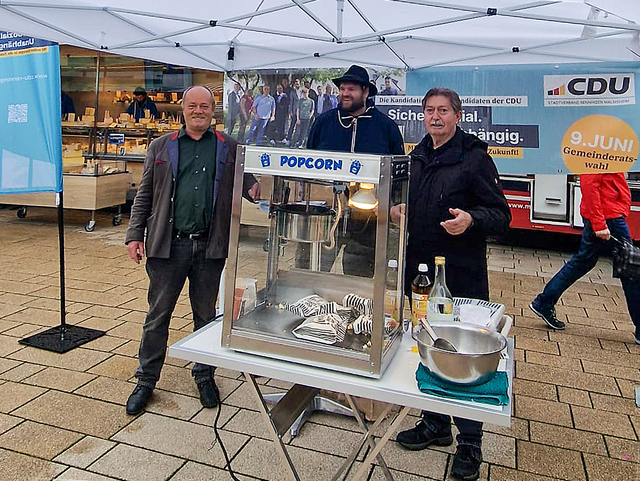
left=135, top=237, right=225, bottom=388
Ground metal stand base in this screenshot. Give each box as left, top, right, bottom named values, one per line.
left=19, top=193, right=106, bottom=353
left=19, top=325, right=105, bottom=353
left=262, top=392, right=354, bottom=438
left=246, top=373, right=409, bottom=481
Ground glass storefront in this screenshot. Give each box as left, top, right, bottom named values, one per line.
left=59, top=45, right=223, bottom=193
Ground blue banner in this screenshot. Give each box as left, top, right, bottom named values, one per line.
left=0, top=31, right=62, bottom=194
left=405, top=62, right=640, bottom=175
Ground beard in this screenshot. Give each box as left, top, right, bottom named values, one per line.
left=339, top=96, right=365, bottom=113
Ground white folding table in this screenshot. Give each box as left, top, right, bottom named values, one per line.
left=169, top=321, right=513, bottom=481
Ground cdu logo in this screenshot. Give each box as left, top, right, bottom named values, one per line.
left=349, top=160, right=362, bottom=175
left=543, top=73, right=635, bottom=107
left=260, top=153, right=270, bottom=167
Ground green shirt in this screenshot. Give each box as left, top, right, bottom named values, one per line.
left=298, top=97, right=315, bottom=120
left=173, top=127, right=217, bottom=234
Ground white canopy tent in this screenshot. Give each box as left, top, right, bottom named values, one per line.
left=0, top=0, right=638, bottom=71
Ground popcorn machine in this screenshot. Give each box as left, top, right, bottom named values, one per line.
left=221, top=146, right=409, bottom=378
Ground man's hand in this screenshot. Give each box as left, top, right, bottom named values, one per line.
left=248, top=182, right=261, bottom=201
left=127, top=241, right=145, bottom=264
left=390, top=203, right=405, bottom=225
left=595, top=228, right=611, bottom=240
left=440, top=208, right=473, bottom=235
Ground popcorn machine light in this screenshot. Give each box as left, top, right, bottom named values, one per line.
left=222, top=146, right=409, bottom=378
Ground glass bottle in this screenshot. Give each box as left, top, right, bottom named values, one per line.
left=411, top=263, right=431, bottom=327
left=427, top=256, right=454, bottom=322
left=384, top=259, right=399, bottom=325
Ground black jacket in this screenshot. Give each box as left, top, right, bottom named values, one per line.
left=275, top=91, right=289, bottom=117
left=406, top=127, right=510, bottom=300
left=307, top=106, right=404, bottom=156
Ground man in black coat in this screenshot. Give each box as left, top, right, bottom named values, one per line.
left=226, top=82, right=242, bottom=135
left=303, top=64, right=404, bottom=276
left=272, top=84, right=289, bottom=142
left=392, top=87, right=510, bottom=481
left=307, top=67, right=403, bottom=155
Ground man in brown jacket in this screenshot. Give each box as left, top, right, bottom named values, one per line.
left=125, top=85, right=259, bottom=415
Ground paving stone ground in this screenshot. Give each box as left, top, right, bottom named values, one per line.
left=0, top=206, right=638, bottom=481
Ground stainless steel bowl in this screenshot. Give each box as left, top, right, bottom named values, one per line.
left=412, top=323, right=507, bottom=385
left=277, top=204, right=336, bottom=243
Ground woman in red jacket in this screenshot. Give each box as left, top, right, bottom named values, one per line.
left=530, top=173, right=640, bottom=344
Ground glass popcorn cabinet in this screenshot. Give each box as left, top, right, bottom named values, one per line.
left=221, top=146, right=410, bottom=378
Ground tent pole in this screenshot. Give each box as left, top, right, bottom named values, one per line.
left=336, top=0, right=344, bottom=40
left=92, top=52, right=101, bottom=157
left=57, top=192, right=67, bottom=328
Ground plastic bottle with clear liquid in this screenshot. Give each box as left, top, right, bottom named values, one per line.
left=411, top=263, right=431, bottom=328
left=427, top=256, right=454, bottom=322
left=384, top=259, right=399, bottom=325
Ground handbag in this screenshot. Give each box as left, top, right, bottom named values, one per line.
left=611, top=235, right=640, bottom=283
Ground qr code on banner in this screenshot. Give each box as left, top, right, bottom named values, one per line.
left=8, top=103, right=28, bottom=123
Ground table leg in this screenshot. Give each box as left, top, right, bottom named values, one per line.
left=331, top=398, right=397, bottom=481
left=245, top=373, right=300, bottom=481
left=342, top=395, right=395, bottom=481
left=349, top=405, right=412, bottom=481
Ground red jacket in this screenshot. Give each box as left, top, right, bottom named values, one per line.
left=580, top=173, right=631, bottom=232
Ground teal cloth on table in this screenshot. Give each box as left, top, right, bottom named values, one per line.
left=415, top=363, right=509, bottom=406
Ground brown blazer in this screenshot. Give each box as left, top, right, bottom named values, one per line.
left=125, top=129, right=256, bottom=259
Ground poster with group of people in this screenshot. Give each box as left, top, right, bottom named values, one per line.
left=222, top=62, right=640, bottom=177
left=221, top=68, right=405, bottom=148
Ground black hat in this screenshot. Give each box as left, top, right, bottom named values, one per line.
left=333, top=65, right=377, bottom=97
left=133, top=87, right=147, bottom=95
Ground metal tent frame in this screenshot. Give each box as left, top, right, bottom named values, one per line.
left=0, top=1, right=638, bottom=72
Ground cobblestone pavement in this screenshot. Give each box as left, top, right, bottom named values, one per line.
left=0, top=207, right=638, bottom=481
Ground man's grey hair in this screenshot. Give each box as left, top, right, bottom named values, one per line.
left=421, top=87, right=462, bottom=114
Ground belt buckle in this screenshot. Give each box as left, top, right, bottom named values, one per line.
left=188, top=233, right=198, bottom=240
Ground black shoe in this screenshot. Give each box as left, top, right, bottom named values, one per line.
left=451, top=444, right=482, bottom=481
left=197, top=379, right=220, bottom=408
left=396, top=420, right=453, bottom=450
left=529, top=301, right=565, bottom=330
left=126, top=385, right=153, bottom=415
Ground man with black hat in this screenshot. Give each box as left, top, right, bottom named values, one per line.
left=307, top=65, right=403, bottom=155
left=127, top=86, right=159, bottom=122
left=303, top=64, right=404, bottom=276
